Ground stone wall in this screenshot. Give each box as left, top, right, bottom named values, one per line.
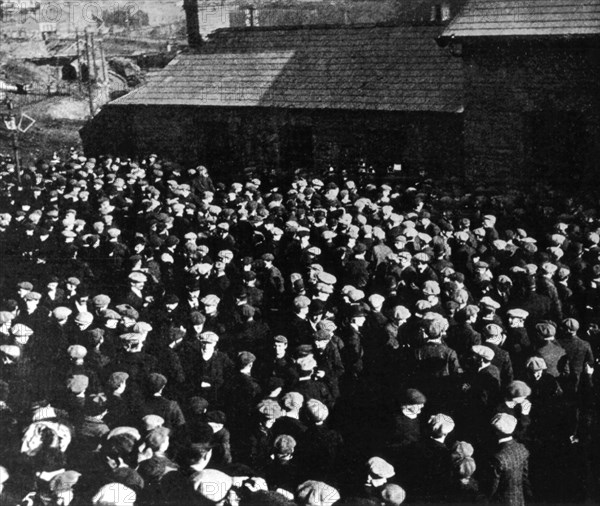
left=462, top=38, right=600, bottom=183
left=83, top=105, right=464, bottom=180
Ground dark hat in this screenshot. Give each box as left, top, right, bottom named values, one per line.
left=206, top=410, right=226, bottom=425
left=146, top=373, right=167, bottom=393
left=401, top=388, right=426, bottom=406
left=145, top=426, right=171, bottom=452
left=240, top=304, right=256, bottom=318
left=107, top=371, right=129, bottom=390
left=164, top=293, right=179, bottom=305
left=295, top=344, right=313, bottom=358
left=536, top=321, right=556, bottom=338
left=188, top=397, right=209, bottom=416
left=349, top=306, right=366, bottom=319
left=190, top=311, right=206, bottom=325
left=85, top=393, right=108, bottom=416
left=506, top=380, right=531, bottom=399
left=112, top=467, right=145, bottom=493
left=237, top=351, right=256, bottom=368
left=354, top=242, right=367, bottom=254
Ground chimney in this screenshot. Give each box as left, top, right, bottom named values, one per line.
left=184, top=0, right=202, bottom=48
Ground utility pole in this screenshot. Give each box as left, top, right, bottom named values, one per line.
left=99, top=40, right=107, bottom=83
left=75, top=28, right=83, bottom=93
left=84, top=29, right=95, bottom=116
left=90, top=32, right=99, bottom=83
left=5, top=101, right=21, bottom=184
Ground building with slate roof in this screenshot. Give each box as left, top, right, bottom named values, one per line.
left=82, top=0, right=600, bottom=182
left=440, top=0, right=600, bottom=183
left=81, top=20, right=465, bottom=179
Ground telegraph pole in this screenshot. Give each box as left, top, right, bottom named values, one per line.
left=84, top=29, right=95, bottom=116
left=75, top=29, right=83, bottom=93
left=5, top=101, right=21, bottom=184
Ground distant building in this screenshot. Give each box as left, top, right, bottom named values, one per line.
left=81, top=22, right=464, bottom=179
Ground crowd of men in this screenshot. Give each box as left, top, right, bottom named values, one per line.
left=0, top=151, right=599, bottom=506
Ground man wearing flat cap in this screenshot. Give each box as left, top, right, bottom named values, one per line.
left=558, top=318, right=594, bottom=389
left=482, top=413, right=531, bottom=506
left=505, top=309, right=532, bottom=377
left=141, top=373, right=186, bottom=438
left=534, top=321, right=567, bottom=378
left=15, top=290, right=49, bottom=335
left=120, top=271, right=148, bottom=312
left=184, top=332, right=234, bottom=406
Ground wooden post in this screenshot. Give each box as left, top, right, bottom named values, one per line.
left=6, top=101, right=21, bottom=185
left=84, top=29, right=95, bottom=116
left=75, top=29, right=83, bottom=93
left=100, top=40, right=107, bottom=83
left=90, top=32, right=99, bottom=82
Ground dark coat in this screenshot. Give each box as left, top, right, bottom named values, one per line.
left=482, top=439, right=531, bottom=506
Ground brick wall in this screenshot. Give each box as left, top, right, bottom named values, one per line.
left=462, top=38, right=600, bottom=183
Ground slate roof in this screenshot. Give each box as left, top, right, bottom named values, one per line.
left=112, top=24, right=464, bottom=113
left=442, top=0, right=600, bottom=38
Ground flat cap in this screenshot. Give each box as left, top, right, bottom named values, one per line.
left=483, top=323, right=503, bottom=339
left=491, top=413, right=518, bottom=435
left=296, top=481, right=340, bottom=506
left=24, top=292, right=41, bottom=301
left=317, top=272, right=337, bottom=285
left=128, top=272, right=147, bottom=283
left=562, top=318, right=579, bottom=332
left=294, top=295, right=311, bottom=309
left=506, top=380, right=531, bottom=399
left=0, top=345, right=20, bottom=359
left=145, top=426, right=170, bottom=452
left=107, top=371, right=129, bottom=390
left=68, top=344, right=87, bottom=359
left=201, top=294, right=220, bottom=306
left=422, top=280, right=440, bottom=296
left=11, top=324, right=33, bottom=337
left=257, top=398, right=282, bottom=419
left=49, top=470, right=81, bottom=493
left=305, top=399, right=329, bottom=423
left=274, top=434, right=296, bottom=455
left=237, top=351, right=256, bottom=368
left=133, top=322, right=153, bottom=334
left=536, top=321, right=556, bottom=338
left=66, top=374, right=89, bottom=393
left=380, top=484, right=406, bottom=506
left=368, top=457, right=395, bottom=479
left=472, top=345, right=495, bottom=362
left=507, top=308, right=528, bottom=319
left=401, top=388, right=426, bottom=406
left=480, top=296, right=500, bottom=310
left=102, top=309, right=121, bottom=320
left=428, top=413, right=455, bottom=433
left=414, top=252, right=430, bottom=263
left=526, top=356, right=547, bottom=371
left=147, top=373, right=167, bottom=393
left=74, top=312, right=94, bottom=324
left=17, top=281, right=33, bottom=291
left=199, top=331, right=219, bottom=344
left=92, top=294, right=111, bottom=307
left=52, top=307, right=72, bottom=320
left=282, top=392, right=304, bottom=411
